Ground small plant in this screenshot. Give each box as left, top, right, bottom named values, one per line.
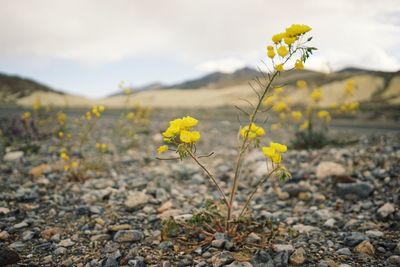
left=156, top=24, right=315, bottom=247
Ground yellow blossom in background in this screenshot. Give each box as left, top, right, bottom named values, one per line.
left=271, top=123, right=280, bottom=131
left=300, top=120, right=309, bottom=130
left=330, top=102, right=338, bottom=109
left=310, top=88, right=323, bottom=103
left=274, top=87, right=284, bottom=95
left=98, top=105, right=105, bottom=113
left=101, top=143, right=107, bottom=152
left=240, top=123, right=265, bottom=140
left=33, top=99, right=41, bottom=111
left=291, top=111, right=302, bottom=123
left=21, top=112, right=31, bottom=121
left=279, top=112, right=287, bottom=120
left=273, top=101, right=289, bottom=113
left=263, top=96, right=274, bottom=107
left=296, top=80, right=307, bottom=89
left=58, top=131, right=64, bottom=138
left=85, top=112, right=92, bottom=121
left=275, top=64, right=284, bottom=72
left=295, top=59, right=304, bottom=70
left=126, top=112, right=134, bottom=120
left=57, top=112, right=67, bottom=125
left=64, top=165, right=70, bottom=171
left=317, top=110, right=331, bottom=123
left=345, top=80, right=355, bottom=96
left=267, top=46, right=275, bottom=58
left=157, top=145, right=168, bottom=154
left=71, top=161, right=79, bottom=169
left=349, top=101, right=359, bottom=111
left=277, top=46, right=289, bottom=57
left=60, top=151, right=69, bottom=161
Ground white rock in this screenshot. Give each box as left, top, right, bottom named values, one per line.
left=3, top=151, right=24, bottom=162
left=292, top=224, right=320, bottom=233
left=58, top=238, right=75, bottom=247
left=124, top=191, right=149, bottom=209
left=316, top=161, right=345, bottom=179
left=377, top=203, right=395, bottom=218
left=324, top=218, right=336, bottom=228
left=0, top=207, right=10, bottom=214
left=272, top=244, right=295, bottom=252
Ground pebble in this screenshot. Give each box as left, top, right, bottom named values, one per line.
left=124, top=191, right=149, bottom=209
left=354, top=240, right=375, bottom=255
left=113, top=230, right=143, bottom=242
left=58, top=238, right=75, bottom=247
left=336, top=182, right=374, bottom=198
left=3, top=151, right=24, bottom=161
left=343, top=232, right=368, bottom=247
left=272, top=244, right=295, bottom=252
left=336, top=247, right=352, bottom=256
left=289, top=247, right=306, bottom=265
left=377, top=202, right=395, bottom=218
left=316, top=161, right=346, bottom=179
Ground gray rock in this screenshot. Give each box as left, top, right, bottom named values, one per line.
left=336, top=247, right=352, bottom=256
left=14, top=221, right=29, bottom=229
left=387, top=255, right=400, bottom=265
left=22, top=230, right=35, bottom=241
left=377, top=203, right=395, bottom=218
left=225, top=261, right=253, bottom=267
left=252, top=250, right=273, bottom=267
left=128, top=257, right=146, bottom=267
left=343, top=232, right=368, bottom=247
left=274, top=251, right=289, bottom=267
left=158, top=241, right=174, bottom=252
left=125, top=191, right=149, bottom=209
left=103, top=257, right=119, bottom=267
left=114, top=230, right=143, bottom=242
left=211, top=239, right=225, bottom=248
left=54, top=247, right=67, bottom=255
left=336, top=182, right=374, bottom=198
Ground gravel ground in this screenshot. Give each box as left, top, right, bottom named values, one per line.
left=0, top=109, right=399, bottom=267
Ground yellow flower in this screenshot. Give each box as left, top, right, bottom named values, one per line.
left=240, top=123, right=265, bottom=140
left=295, top=59, right=304, bottom=70
left=291, top=111, right=302, bottom=123
left=271, top=123, right=280, bottom=131
left=180, top=130, right=192, bottom=143
left=270, top=141, right=288, bottom=153
left=279, top=112, right=287, bottom=120
left=21, top=112, right=31, bottom=121
left=98, top=105, right=105, bottom=113
left=277, top=46, right=289, bottom=57
left=284, top=35, right=296, bottom=46
left=345, top=80, right=355, bottom=96
left=101, top=143, right=107, bottom=152
left=296, top=80, right=307, bottom=89
left=60, top=152, right=69, bottom=161
left=275, top=64, right=284, bottom=72
left=273, top=101, right=289, bottom=113
left=317, top=110, right=331, bottom=122
left=33, top=99, right=41, bottom=111
left=157, top=145, right=169, bottom=154
left=274, top=87, right=284, bottom=94
left=71, top=161, right=79, bottom=169
left=57, top=112, right=67, bottom=125
left=272, top=32, right=285, bottom=44
left=189, top=131, right=201, bottom=143
left=271, top=153, right=282, bottom=164
left=58, top=131, right=64, bottom=138
left=310, top=89, right=323, bottom=103
left=349, top=101, right=359, bottom=111
left=86, top=112, right=92, bottom=121
left=263, top=96, right=274, bottom=107
left=181, top=116, right=198, bottom=128
left=300, top=120, right=309, bottom=130
left=262, top=146, right=275, bottom=158
left=285, top=24, right=312, bottom=37
left=64, top=165, right=70, bottom=171
left=126, top=112, right=134, bottom=120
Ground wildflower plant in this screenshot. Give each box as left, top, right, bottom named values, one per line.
left=157, top=24, right=315, bottom=243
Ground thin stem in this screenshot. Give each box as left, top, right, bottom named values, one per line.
left=238, top=167, right=279, bottom=218
left=185, top=148, right=230, bottom=208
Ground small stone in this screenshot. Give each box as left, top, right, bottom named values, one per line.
left=113, top=230, right=143, bottom=242
left=211, top=251, right=235, bottom=267
left=14, top=221, right=29, bottom=229
left=274, top=251, right=289, bottom=267
left=387, top=255, right=400, bottom=265
left=289, top=247, right=305, bottom=265
left=292, top=224, right=320, bottom=233
left=124, top=191, right=149, bottom=209
left=336, top=248, right=352, bottom=256
left=365, top=230, right=383, bottom=238
left=0, top=231, right=10, bottom=240
left=3, top=151, right=24, bottom=162
left=211, top=239, right=226, bottom=248
left=158, top=200, right=173, bottom=213
left=354, top=240, right=375, bottom=255
left=324, top=218, right=336, bottom=228
left=0, top=248, right=20, bottom=266
left=272, top=244, right=294, bottom=252
left=395, top=241, right=400, bottom=255
left=22, top=230, right=35, bottom=241
left=91, top=234, right=111, bottom=241
left=316, top=161, right=345, bottom=179
left=54, top=247, right=67, bottom=255
left=103, top=257, right=119, bottom=267
left=59, top=238, right=75, bottom=247
left=0, top=207, right=10, bottom=214
left=343, top=232, right=368, bottom=247
left=108, top=224, right=131, bottom=231
left=336, top=182, right=374, bottom=198
left=29, top=163, right=51, bottom=178
left=251, top=250, right=273, bottom=266
left=225, top=261, right=253, bottom=267
left=377, top=203, right=395, bottom=218
left=246, top=232, right=261, bottom=243
left=41, top=228, right=63, bottom=240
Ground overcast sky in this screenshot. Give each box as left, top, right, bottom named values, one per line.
left=0, top=0, right=399, bottom=98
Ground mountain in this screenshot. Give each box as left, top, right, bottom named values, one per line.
left=0, top=72, right=63, bottom=104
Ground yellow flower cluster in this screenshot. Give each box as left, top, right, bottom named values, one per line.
left=21, top=112, right=31, bottom=121
left=240, top=123, right=265, bottom=140
left=262, top=142, right=288, bottom=164
left=60, top=151, right=69, bottom=161
left=92, top=105, right=105, bottom=118
left=339, top=101, right=359, bottom=113
left=157, top=145, right=168, bottom=154
left=345, top=80, right=355, bottom=96
left=296, top=80, right=308, bottom=89
left=273, top=101, right=289, bottom=113
left=58, top=131, right=64, bottom=139
left=317, top=110, right=331, bottom=123
left=161, top=116, right=201, bottom=147
left=57, top=112, right=67, bottom=125
left=310, top=88, right=323, bottom=103
left=267, top=46, right=275, bottom=59
left=291, top=111, right=303, bottom=123
left=96, top=143, right=108, bottom=152
left=33, top=99, right=41, bottom=112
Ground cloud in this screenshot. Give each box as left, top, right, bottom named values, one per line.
left=196, top=58, right=247, bottom=73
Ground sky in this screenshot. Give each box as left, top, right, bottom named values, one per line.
left=0, top=0, right=399, bottom=98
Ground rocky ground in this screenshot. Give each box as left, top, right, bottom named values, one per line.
left=0, top=110, right=399, bottom=267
